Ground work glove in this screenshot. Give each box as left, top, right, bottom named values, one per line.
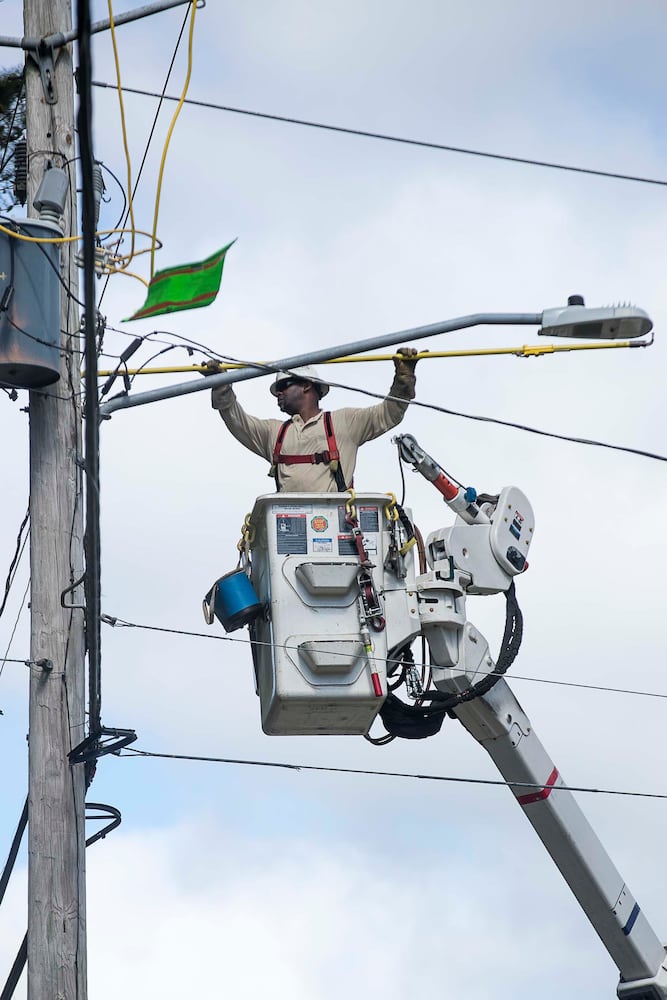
left=200, top=359, right=234, bottom=410
left=393, top=346, right=419, bottom=380
left=200, top=360, right=222, bottom=376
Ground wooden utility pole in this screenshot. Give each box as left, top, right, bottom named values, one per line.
left=24, top=0, right=88, bottom=995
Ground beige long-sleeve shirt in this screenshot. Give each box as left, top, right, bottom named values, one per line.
left=211, top=375, right=415, bottom=492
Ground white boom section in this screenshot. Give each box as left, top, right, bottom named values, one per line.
left=398, top=431, right=667, bottom=998
left=434, top=660, right=667, bottom=997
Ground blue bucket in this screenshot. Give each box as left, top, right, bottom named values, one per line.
left=203, top=569, right=262, bottom=633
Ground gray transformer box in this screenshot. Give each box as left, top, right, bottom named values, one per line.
left=249, top=492, right=420, bottom=736
left=0, top=217, right=62, bottom=389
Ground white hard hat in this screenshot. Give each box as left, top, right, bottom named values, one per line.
left=270, top=365, right=330, bottom=398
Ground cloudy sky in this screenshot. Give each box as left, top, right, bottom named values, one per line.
left=2, top=1, right=667, bottom=997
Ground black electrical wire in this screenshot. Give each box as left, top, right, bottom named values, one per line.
left=61, top=151, right=87, bottom=635
left=0, top=797, right=27, bottom=908
left=259, top=356, right=667, bottom=465
left=97, top=5, right=192, bottom=311
left=0, top=218, right=86, bottom=309
left=104, top=322, right=227, bottom=357
left=0, top=506, right=29, bottom=621
left=125, top=344, right=179, bottom=391
left=98, top=335, right=143, bottom=399
left=290, top=369, right=667, bottom=465
left=120, top=746, right=667, bottom=802
left=77, top=0, right=103, bottom=747
left=422, top=582, right=523, bottom=712
left=3, top=312, right=76, bottom=356
left=0, top=935, right=26, bottom=1000
left=207, top=348, right=667, bottom=465
left=97, top=328, right=667, bottom=463
left=378, top=583, right=523, bottom=739
left=90, top=81, right=667, bottom=190
left=0, top=794, right=121, bottom=1000
left=98, top=160, right=127, bottom=234
left=0, top=579, right=29, bottom=683
left=0, top=797, right=28, bottom=1000
left=101, top=614, right=667, bottom=704
left=33, top=238, right=85, bottom=309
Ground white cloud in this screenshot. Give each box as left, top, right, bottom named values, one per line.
left=2, top=2, right=667, bottom=998
left=80, top=818, right=615, bottom=1000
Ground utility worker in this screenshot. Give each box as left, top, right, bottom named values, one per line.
left=208, top=348, right=419, bottom=492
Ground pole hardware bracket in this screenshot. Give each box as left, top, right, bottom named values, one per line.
left=69, top=725, right=138, bottom=765
left=61, top=573, right=86, bottom=610
left=85, top=801, right=121, bottom=846
left=25, top=35, right=67, bottom=105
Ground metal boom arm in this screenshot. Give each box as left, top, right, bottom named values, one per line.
left=443, top=668, right=667, bottom=999
left=397, top=430, right=667, bottom=998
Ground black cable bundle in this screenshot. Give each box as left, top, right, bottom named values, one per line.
left=379, top=582, right=523, bottom=739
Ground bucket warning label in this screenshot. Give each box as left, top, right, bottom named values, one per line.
left=338, top=534, right=357, bottom=556
left=337, top=505, right=379, bottom=533
left=276, top=513, right=307, bottom=554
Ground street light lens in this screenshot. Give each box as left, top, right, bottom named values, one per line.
left=540, top=303, right=653, bottom=340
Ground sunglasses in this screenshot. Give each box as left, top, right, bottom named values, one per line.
left=275, top=378, right=304, bottom=392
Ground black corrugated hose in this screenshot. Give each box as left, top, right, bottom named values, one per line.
left=379, top=582, right=523, bottom=739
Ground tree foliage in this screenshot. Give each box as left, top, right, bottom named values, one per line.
left=0, top=67, right=26, bottom=211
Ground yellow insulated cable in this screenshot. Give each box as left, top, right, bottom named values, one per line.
left=107, top=0, right=137, bottom=270
left=0, top=221, right=160, bottom=252
left=150, top=0, right=198, bottom=276
left=93, top=338, right=645, bottom=378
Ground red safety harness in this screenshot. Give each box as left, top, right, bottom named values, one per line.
left=271, top=412, right=349, bottom=492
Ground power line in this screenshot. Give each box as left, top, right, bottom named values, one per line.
left=120, top=746, right=667, bottom=802
left=101, top=614, right=667, bottom=705
left=98, top=329, right=667, bottom=465
left=237, top=359, right=667, bottom=465
left=0, top=797, right=27, bottom=908
left=90, top=81, right=667, bottom=190
left=0, top=578, right=29, bottom=682
left=98, top=5, right=193, bottom=311
left=0, top=506, right=29, bottom=621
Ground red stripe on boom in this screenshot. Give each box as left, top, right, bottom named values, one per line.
left=517, top=767, right=559, bottom=806
left=432, top=472, right=459, bottom=501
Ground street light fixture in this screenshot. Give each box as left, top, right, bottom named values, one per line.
left=540, top=295, right=653, bottom=340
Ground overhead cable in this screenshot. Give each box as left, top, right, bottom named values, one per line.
left=98, top=3, right=193, bottom=310
left=121, top=746, right=667, bottom=802
left=95, top=329, right=667, bottom=463
left=218, top=351, right=667, bottom=463
left=0, top=507, right=29, bottom=622
left=0, top=797, right=27, bottom=908
left=105, top=0, right=138, bottom=271
left=0, top=579, right=29, bottom=682
left=78, top=0, right=103, bottom=742
left=232, top=356, right=667, bottom=464
left=101, top=614, right=667, bottom=704
left=90, top=81, right=667, bottom=190
left=148, top=0, right=198, bottom=276
left=0, top=800, right=26, bottom=1000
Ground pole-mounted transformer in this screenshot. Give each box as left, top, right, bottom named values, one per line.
left=0, top=166, right=69, bottom=389
left=0, top=218, right=62, bottom=388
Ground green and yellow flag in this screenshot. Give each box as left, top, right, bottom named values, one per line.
left=125, top=240, right=236, bottom=321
